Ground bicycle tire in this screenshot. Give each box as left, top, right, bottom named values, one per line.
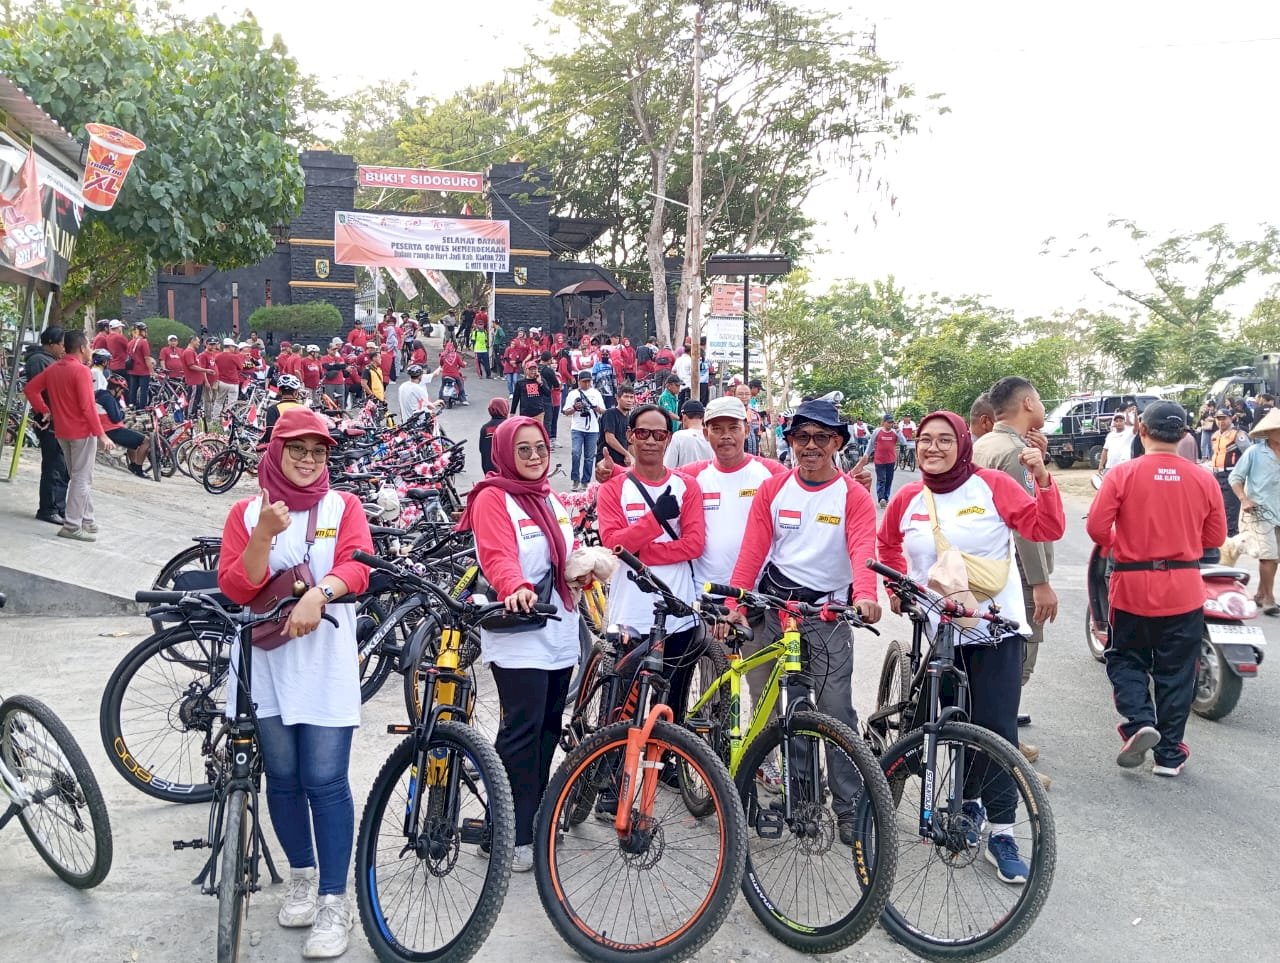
left=401, top=621, right=499, bottom=739
left=534, top=719, right=746, bottom=963
left=677, top=638, right=733, bottom=817
left=149, top=431, right=162, bottom=482
left=151, top=540, right=222, bottom=633
left=356, top=595, right=394, bottom=703
left=186, top=437, right=227, bottom=479
left=869, top=639, right=914, bottom=753
left=355, top=723, right=515, bottom=963
left=216, top=788, right=250, bottom=963
left=99, top=626, right=227, bottom=803
left=157, top=434, right=178, bottom=477
left=0, top=694, right=113, bottom=888
left=563, top=645, right=611, bottom=826
left=878, top=721, right=1056, bottom=961
left=202, top=448, right=244, bottom=494
left=736, top=710, right=898, bottom=954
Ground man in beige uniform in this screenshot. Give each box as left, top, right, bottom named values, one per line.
left=973, top=377, right=1059, bottom=769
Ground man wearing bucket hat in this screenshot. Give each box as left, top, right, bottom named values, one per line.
left=725, top=398, right=881, bottom=843
left=1222, top=407, right=1280, bottom=613
left=1087, top=401, right=1226, bottom=777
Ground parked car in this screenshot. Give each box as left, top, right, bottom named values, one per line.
left=1044, top=392, right=1160, bottom=468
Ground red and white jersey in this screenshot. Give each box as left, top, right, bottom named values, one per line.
left=878, top=471, right=1066, bottom=637
left=730, top=470, right=879, bottom=603
left=598, top=469, right=704, bottom=633
left=684, top=455, right=786, bottom=587
left=471, top=490, right=580, bottom=671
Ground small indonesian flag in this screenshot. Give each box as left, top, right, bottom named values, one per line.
left=518, top=517, right=543, bottom=539
left=778, top=508, right=802, bottom=530
left=625, top=503, right=645, bottom=513
left=703, top=491, right=721, bottom=511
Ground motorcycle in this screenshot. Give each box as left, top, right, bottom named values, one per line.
left=439, top=375, right=459, bottom=409
left=1086, top=545, right=1265, bottom=719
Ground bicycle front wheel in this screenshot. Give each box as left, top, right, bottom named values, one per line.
left=736, top=710, right=898, bottom=954
left=535, top=720, right=746, bottom=963
left=99, top=627, right=228, bottom=803
left=0, top=695, right=113, bottom=888
left=202, top=448, right=244, bottom=494
left=879, top=721, right=1056, bottom=960
left=216, top=788, right=250, bottom=963
left=355, top=722, right=514, bottom=963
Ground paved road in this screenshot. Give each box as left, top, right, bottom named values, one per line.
left=1, top=371, right=1276, bottom=961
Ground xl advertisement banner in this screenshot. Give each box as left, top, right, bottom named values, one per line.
left=357, top=166, right=484, bottom=193
left=334, top=211, right=510, bottom=274
left=0, top=147, right=83, bottom=287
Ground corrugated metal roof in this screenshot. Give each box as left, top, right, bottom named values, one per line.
left=0, top=74, right=83, bottom=175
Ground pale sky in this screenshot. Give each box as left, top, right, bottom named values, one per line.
left=185, top=0, right=1280, bottom=319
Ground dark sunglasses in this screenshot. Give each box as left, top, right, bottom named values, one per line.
left=630, top=427, right=671, bottom=442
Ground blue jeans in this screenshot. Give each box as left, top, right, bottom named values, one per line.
left=505, top=372, right=517, bottom=393
left=256, top=717, right=355, bottom=895
left=875, top=463, right=894, bottom=503
left=570, top=430, right=598, bottom=485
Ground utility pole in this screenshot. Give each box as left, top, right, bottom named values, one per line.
left=686, top=1, right=705, bottom=402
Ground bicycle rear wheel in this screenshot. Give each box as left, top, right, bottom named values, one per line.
left=149, top=431, right=162, bottom=482
left=216, top=788, right=250, bottom=963
left=184, top=437, right=226, bottom=478
left=98, top=627, right=228, bottom=803
left=0, top=695, right=113, bottom=888
left=677, top=638, right=732, bottom=817
left=878, top=721, right=1055, bottom=960
left=355, top=723, right=514, bottom=963
left=736, top=710, right=898, bottom=954
left=535, top=720, right=746, bottom=963
left=562, top=644, right=613, bottom=826
left=157, top=434, right=178, bottom=477
left=203, top=448, right=244, bottom=494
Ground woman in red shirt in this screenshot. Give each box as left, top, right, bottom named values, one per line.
left=126, top=321, right=154, bottom=408
left=439, top=342, right=468, bottom=405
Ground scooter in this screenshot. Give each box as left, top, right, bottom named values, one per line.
left=439, top=375, right=459, bottom=409
left=1085, top=545, right=1265, bottom=719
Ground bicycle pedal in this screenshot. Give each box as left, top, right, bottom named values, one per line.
left=686, top=714, right=712, bottom=737
left=753, top=808, right=785, bottom=839
left=459, top=818, right=488, bottom=845
left=386, top=724, right=413, bottom=735
left=173, top=838, right=209, bottom=850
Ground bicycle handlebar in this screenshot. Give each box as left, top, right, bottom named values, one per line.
left=352, top=550, right=558, bottom=622
left=612, top=546, right=693, bottom=619
left=701, top=581, right=879, bottom=633
left=134, top=589, right=346, bottom=628
left=866, top=559, right=1022, bottom=632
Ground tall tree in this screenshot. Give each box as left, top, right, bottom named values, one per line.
left=0, top=0, right=306, bottom=320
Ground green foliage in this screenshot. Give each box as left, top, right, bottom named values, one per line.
left=0, top=0, right=305, bottom=320
left=140, top=316, right=194, bottom=352
left=247, top=302, right=343, bottom=336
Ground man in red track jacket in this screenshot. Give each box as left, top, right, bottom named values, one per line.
left=24, top=331, right=114, bottom=541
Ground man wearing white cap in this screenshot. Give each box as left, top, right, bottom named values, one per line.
left=105, top=319, right=129, bottom=378
left=207, top=337, right=243, bottom=427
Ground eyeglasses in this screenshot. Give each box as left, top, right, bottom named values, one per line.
left=283, top=443, right=329, bottom=462
left=917, top=436, right=956, bottom=450
left=630, top=427, right=671, bottom=442
left=787, top=431, right=836, bottom=448
left=515, top=443, right=549, bottom=460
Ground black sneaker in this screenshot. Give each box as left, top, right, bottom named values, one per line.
left=838, top=818, right=856, bottom=847
left=128, top=463, right=146, bottom=478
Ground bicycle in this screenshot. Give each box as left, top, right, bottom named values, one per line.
left=691, top=578, right=899, bottom=953
left=0, top=592, right=113, bottom=888
left=351, top=550, right=539, bottom=962
left=134, top=588, right=340, bottom=963
left=534, top=553, right=747, bottom=962
left=201, top=415, right=263, bottom=494
left=863, top=560, right=1056, bottom=960
left=896, top=443, right=916, bottom=472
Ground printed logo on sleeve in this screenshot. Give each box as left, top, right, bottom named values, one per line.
left=815, top=513, right=841, bottom=525
left=778, top=508, right=802, bottom=530
left=703, top=491, right=721, bottom=511
left=518, top=518, right=544, bottom=539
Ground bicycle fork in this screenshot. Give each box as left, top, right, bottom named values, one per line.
left=775, top=618, right=823, bottom=831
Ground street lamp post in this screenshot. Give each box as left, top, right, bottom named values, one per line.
left=704, top=253, right=792, bottom=380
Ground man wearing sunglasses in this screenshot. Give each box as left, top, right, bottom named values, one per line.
left=726, top=398, right=882, bottom=845
left=597, top=403, right=706, bottom=744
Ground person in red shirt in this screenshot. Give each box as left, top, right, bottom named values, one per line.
left=105, top=319, right=129, bottom=376
left=1086, top=402, right=1226, bottom=778
left=410, top=341, right=428, bottom=368
left=126, top=321, right=154, bottom=408
left=299, top=345, right=324, bottom=399
left=379, top=344, right=396, bottom=385
left=438, top=342, right=468, bottom=405
left=208, top=338, right=245, bottom=427
left=91, top=320, right=110, bottom=353
left=159, top=334, right=185, bottom=381
left=23, top=331, right=114, bottom=541
left=181, top=336, right=212, bottom=414
left=615, top=337, right=637, bottom=383
left=347, top=324, right=368, bottom=350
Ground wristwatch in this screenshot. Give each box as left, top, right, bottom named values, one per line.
left=318, top=585, right=336, bottom=602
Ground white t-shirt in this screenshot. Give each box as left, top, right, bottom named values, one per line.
left=562, top=386, right=605, bottom=432
left=664, top=428, right=713, bottom=469
left=1103, top=428, right=1134, bottom=468
left=673, top=353, right=693, bottom=389
left=605, top=473, right=697, bottom=633
left=398, top=380, right=432, bottom=418
left=232, top=491, right=361, bottom=726
left=687, top=456, right=783, bottom=586
left=479, top=493, right=580, bottom=671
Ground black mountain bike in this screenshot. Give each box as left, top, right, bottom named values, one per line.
left=134, top=589, right=342, bottom=963
left=863, top=560, right=1056, bottom=961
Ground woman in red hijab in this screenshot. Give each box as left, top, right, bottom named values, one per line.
left=876, top=410, right=1063, bottom=886
left=459, top=416, right=582, bottom=873
left=217, top=407, right=373, bottom=957
left=615, top=336, right=637, bottom=384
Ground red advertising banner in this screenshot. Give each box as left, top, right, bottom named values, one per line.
left=357, top=166, right=485, bottom=193
left=0, top=146, right=83, bottom=286
left=710, top=282, right=768, bottom=317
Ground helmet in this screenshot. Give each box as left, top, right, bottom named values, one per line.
left=277, top=373, right=302, bottom=392
left=306, top=344, right=319, bottom=354
left=91, top=348, right=112, bottom=365
left=406, top=364, right=424, bottom=378
left=107, top=374, right=128, bottom=390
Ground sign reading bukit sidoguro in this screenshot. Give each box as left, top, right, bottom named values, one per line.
left=357, top=166, right=484, bottom=193
left=333, top=212, right=510, bottom=274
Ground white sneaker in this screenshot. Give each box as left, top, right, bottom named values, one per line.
left=303, top=894, right=352, bottom=959
left=278, top=867, right=317, bottom=927
left=512, top=843, right=534, bottom=873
